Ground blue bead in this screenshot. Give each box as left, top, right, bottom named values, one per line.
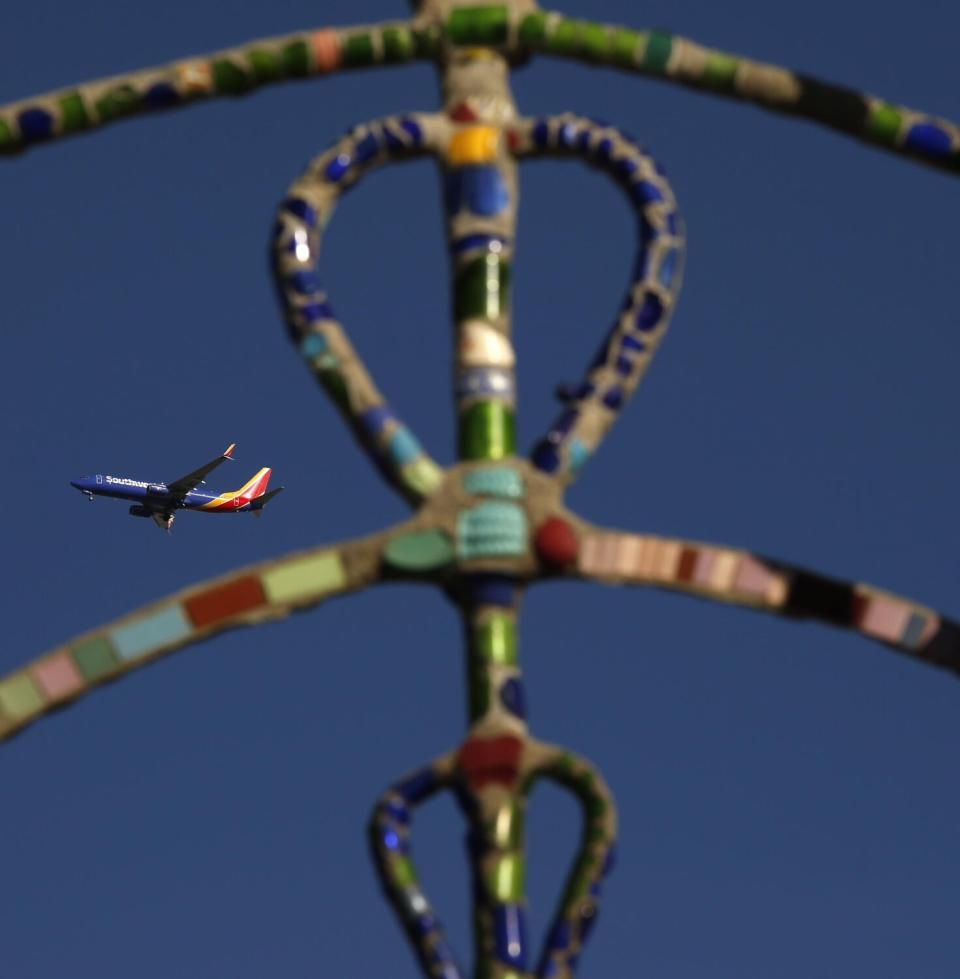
left=557, top=122, right=579, bottom=148
left=382, top=828, right=402, bottom=850
left=905, top=122, right=952, bottom=158
left=464, top=574, right=516, bottom=607
left=548, top=919, right=571, bottom=950
left=532, top=120, right=550, bottom=148
left=399, top=117, right=422, bottom=144
left=359, top=405, right=396, bottom=437
left=384, top=799, right=410, bottom=823
left=554, top=409, right=578, bottom=436
left=635, top=292, right=663, bottom=331
left=594, top=138, right=613, bottom=162
left=283, top=197, right=317, bottom=227
left=531, top=440, right=561, bottom=474
left=18, top=108, right=53, bottom=142
left=632, top=180, right=664, bottom=205
left=144, top=83, right=179, bottom=108
left=494, top=904, right=527, bottom=968
left=287, top=271, right=321, bottom=295
left=576, top=129, right=592, bottom=152
left=299, top=333, right=327, bottom=358
left=615, top=356, right=632, bottom=377
left=658, top=248, right=678, bottom=288
left=324, top=152, right=351, bottom=181
left=395, top=767, right=436, bottom=803
left=602, top=387, right=624, bottom=410
left=554, top=382, right=579, bottom=403
left=621, top=334, right=645, bottom=352
left=447, top=167, right=510, bottom=217
left=615, top=157, right=638, bottom=180
left=499, top=678, right=527, bottom=719
left=355, top=132, right=379, bottom=163
left=576, top=381, right=596, bottom=399
left=383, top=127, right=404, bottom=152
left=300, top=302, right=333, bottom=323
left=453, top=234, right=506, bottom=254
left=414, top=913, right=437, bottom=935
left=386, top=427, right=422, bottom=465
left=568, top=439, right=589, bottom=474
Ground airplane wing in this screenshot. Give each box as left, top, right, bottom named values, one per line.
left=166, top=443, right=235, bottom=499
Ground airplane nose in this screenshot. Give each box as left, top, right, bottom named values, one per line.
left=70, top=479, right=83, bottom=490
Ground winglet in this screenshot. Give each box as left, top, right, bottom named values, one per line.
left=224, top=443, right=236, bottom=460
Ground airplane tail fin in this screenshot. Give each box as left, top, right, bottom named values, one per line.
left=231, top=467, right=271, bottom=501
left=251, top=486, right=285, bottom=517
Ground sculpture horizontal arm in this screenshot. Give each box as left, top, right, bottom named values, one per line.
left=0, top=529, right=400, bottom=742
left=0, top=19, right=433, bottom=155
left=571, top=524, right=960, bottom=676
left=518, top=11, right=960, bottom=177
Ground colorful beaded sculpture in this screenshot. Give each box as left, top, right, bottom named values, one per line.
left=2, top=3, right=958, bottom=977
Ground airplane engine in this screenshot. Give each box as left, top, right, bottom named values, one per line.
left=129, top=505, right=151, bottom=518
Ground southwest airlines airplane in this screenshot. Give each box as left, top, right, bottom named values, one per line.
left=70, top=444, right=283, bottom=531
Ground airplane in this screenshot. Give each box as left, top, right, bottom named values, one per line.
left=70, top=444, right=283, bottom=531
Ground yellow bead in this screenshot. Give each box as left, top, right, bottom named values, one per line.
left=448, top=126, right=500, bottom=165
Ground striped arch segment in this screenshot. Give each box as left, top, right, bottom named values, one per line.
left=509, top=12, right=960, bottom=176
left=0, top=532, right=391, bottom=742
left=572, top=527, right=960, bottom=675
left=274, top=114, right=448, bottom=504
left=510, top=115, right=684, bottom=483
left=0, top=19, right=434, bottom=156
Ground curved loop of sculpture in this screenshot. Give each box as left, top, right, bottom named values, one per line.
left=511, top=115, right=684, bottom=483
left=1, top=3, right=958, bottom=977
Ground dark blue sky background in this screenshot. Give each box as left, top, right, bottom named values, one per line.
left=2, top=1, right=958, bottom=976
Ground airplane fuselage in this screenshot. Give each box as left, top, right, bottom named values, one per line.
left=71, top=475, right=258, bottom=512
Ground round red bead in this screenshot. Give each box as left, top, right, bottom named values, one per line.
left=534, top=517, right=579, bottom=567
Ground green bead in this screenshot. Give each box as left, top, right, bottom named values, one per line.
left=59, top=92, right=90, bottom=133
left=71, top=636, right=118, bottom=681
left=489, top=854, right=525, bottom=901
left=580, top=23, right=610, bottom=61
left=94, top=84, right=138, bottom=121
left=611, top=29, right=642, bottom=66
left=459, top=402, right=515, bottom=461
left=248, top=49, right=283, bottom=83
left=0, top=119, right=15, bottom=149
left=868, top=103, right=902, bottom=144
left=518, top=12, right=548, bottom=46
left=547, top=18, right=581, bottom=56
left=643, top=30, right=673, bottom=72
left=213, top=59, right=251, bottom=94
left=412, top=26, right=441, bottom=58
left=282, top=40, right=310, bottom=77
left=382, top=26, right=413, bottom=62
left=492, top=801, right=524, bottom=849
left=392, top=855, right=418, bottom=887
left=469, top=659, right=491, bottom=720
left=319, top=370, right=349, bottom=412
left=447, top=6, right=509, bottom=46
left=383, top=530, right=455, bottom=572
left=703, top=52, right=738, bottom=90
left=475, top=614, right=517, bottom=665
left=343, top=33, right=376, bottom=67
left=454, top=254, right=511, bottom=322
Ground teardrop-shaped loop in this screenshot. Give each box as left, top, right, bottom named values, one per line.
left=273, top=113, right=449, bottom=506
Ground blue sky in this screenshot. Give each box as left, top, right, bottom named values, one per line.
left=1, top=0, right=958, bottom=976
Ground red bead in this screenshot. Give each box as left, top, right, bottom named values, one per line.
left=534, top=517, right=579, bottom=567
left=506, top=129, right=520, bottom=151
left=450, top=101, right=478, bottom=122
left=457, top=735, right=523, bottom=790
